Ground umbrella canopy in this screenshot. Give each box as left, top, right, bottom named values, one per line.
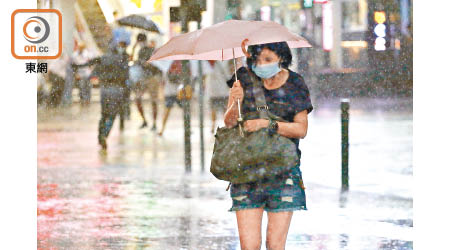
left=118, top=14, right=161, bottom=33
left=148, top=19, right=311, bottom=62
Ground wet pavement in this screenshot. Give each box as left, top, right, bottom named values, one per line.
left=38, top=96, right=413, bottom=249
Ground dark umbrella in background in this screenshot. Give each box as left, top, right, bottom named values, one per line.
left=117, top=14, right=161, bottom=34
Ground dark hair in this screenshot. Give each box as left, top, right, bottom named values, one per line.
left=246, top=42, right=292, bottom=70
left=137, top=33, right=147, bottom=42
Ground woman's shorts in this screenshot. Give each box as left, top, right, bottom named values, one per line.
left=228, top=165, right=307, bottom=213
left=165, top=96, right=182, bottom=108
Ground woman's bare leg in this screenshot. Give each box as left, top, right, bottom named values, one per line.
left=236, top=208, right=264, bottom=250
left=158, top=107, right=171, bottom=136
left=135, top=90, right=147, bottom=127
left=151, top=100, right=158, bottom=130
left=266, top=211, right=293, bottom=250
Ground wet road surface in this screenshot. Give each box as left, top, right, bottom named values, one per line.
left=38, top=97, right=413, bottom=249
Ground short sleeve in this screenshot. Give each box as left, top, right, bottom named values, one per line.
left=291, top=75, right=313, bottom=115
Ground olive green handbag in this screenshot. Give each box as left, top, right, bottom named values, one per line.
left=210, top=72, right=299, bottom=185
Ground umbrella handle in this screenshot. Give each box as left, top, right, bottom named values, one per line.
left=232, top=48, right=244, bottom=137
left=241, top=39, right=250, bottom=58
left=232, top=50, right=242, bottom=121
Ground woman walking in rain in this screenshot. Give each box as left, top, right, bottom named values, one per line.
left=224, top=41, right=313, bottom=249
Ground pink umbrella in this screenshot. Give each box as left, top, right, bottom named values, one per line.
left=148, top=19, right=311, bottom=63
left=148, top=19, right=312, bottom=135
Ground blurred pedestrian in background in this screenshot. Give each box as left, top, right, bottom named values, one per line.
left=46, top=52, right=70, bottom=107
left=130, top=33, right=162, bottom=130
left=109, top=25, right=132, bottom=119
left=158, top=60, right=190, bottom=136
left=72, top=42, right=96, bottom=105
left=74, top=40, right=130, bottom=150
left=157, top=60, right=213, bottom=136
left=205, top=60, right=233, bottom=133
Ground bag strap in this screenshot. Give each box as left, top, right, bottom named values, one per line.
left=247, top=68, right=286, bottom=122
left=248, top=71, right=270, bottom=119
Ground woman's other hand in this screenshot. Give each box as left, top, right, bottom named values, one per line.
left=244, top=119, right=269, bottom=132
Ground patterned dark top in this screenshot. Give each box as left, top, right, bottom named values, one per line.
left=226, top=66, right=313, bottom=160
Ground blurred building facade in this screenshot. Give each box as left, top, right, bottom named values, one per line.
left=38, top=0, right=412, bottom=98
left=223, top=0, right=413, bottom=97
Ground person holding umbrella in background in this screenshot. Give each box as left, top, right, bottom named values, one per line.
left=115, top=14, right=162, bottom=130
left=130, top=33, right=162, bottom=130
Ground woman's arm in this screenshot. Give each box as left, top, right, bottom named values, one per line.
left=224, top=94, right=239, bottom=127
left=243, top=110, right=308, bottom=139
left=277, top=110, right=308, bottom=139
left=223, top=80, right=244, bottom=128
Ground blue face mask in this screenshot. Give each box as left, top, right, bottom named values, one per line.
left=251, top=62, right=282, bottom=79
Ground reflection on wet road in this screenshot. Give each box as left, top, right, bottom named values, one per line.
left=38, top=98, right=413, bottom=249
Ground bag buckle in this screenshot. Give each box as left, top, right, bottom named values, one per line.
left=256, top=105, right=269, bottom=111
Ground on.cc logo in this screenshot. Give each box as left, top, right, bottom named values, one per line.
left=11, top=9, right=62, bottom=59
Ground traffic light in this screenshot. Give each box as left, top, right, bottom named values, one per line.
left=373, top=11, right=387, bottom=51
